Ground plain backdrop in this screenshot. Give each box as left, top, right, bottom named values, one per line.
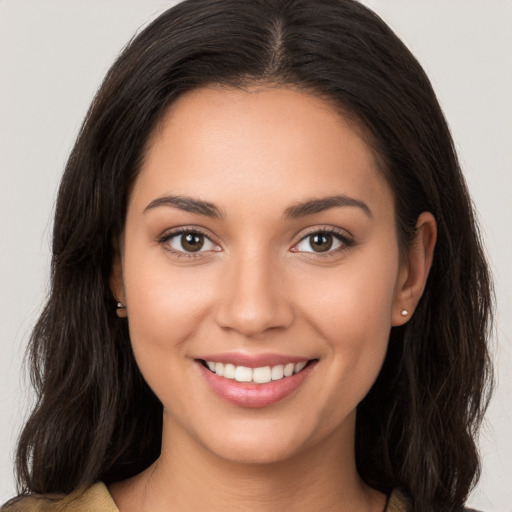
left=1, top=1, right=511, bottom=510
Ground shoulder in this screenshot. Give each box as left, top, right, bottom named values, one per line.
left=384, top=489, right=484, bottom=512
left=386, top=489, right=411, bottom=512
left=1, top=482, right=118, bottom=512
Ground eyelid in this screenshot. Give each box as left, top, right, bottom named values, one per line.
left=157, top=225, right=353, bottom=258
left=291, top=226, right=354, bottom=255
left=158, top=226, right=221, bottom=257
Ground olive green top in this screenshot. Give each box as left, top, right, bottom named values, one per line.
left=2, top=482, right=411, bottom=511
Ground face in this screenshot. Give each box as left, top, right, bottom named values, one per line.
left=114, top=86, right=414, bottom=465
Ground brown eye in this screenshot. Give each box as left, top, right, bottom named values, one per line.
left=165, top=230, right=218, bottom=254
left=309, top=233, right=333, bottom=252
left=293, top=229, right=353, bottom=255
left=180, top=233, right=204, bottom=252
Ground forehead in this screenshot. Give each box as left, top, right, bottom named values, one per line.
left=133, top=86, right=393, bottom=218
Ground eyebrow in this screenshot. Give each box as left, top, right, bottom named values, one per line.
left=143, top=193, right=372, bottom=220
left=144, top=195, right=224, bottom=218
left=284, top=195, right=373, bottom=219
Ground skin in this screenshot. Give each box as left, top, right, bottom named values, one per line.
left=109, top=86, right=436, bottom=511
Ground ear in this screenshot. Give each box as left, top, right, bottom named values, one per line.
left=110, top=250, right=127, bottom=318
left=392, top=212, right=437, bottom=326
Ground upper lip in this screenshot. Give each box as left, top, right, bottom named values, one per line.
left=196, top=352, right=313, bottom=368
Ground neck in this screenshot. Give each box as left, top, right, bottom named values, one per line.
left=111, top=412, right=385, bottom=512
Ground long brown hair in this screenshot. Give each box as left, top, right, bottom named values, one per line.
left=14, top=1, right=493, bottom=511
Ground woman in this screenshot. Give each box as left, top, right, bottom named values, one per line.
left=2, top=0, right=493, bottom=511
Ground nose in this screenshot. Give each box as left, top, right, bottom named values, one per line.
left=215, top=249, right=294, bottom=338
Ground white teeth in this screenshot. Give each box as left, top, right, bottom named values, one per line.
left=234, top=366, right=252, bottom=382
left=283, top=363, right=294, bottom=377
left=204, top=360, right=309, bottom=383
left=223, top=363, right=236, bottom=379
left=294, top=361, right=307, bottom=373
left=271, top=364, right=284, bottom=380
left=253, top=366, right=272, bottom=384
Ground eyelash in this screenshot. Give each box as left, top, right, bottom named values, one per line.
left=158, top=227, right=354, bottom=259
left=158, top=227, right=218, bottom=259
left=293, top=227, right=355, bottom=257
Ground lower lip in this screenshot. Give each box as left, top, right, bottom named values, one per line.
left=197, top=360, right=316, bottom=408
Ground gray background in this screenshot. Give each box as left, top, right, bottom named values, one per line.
left=1, top=1, right=510, bottom=510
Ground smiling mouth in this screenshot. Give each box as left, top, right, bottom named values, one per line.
left=199, top=359, right=316, bottom=384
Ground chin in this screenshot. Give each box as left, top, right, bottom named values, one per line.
left=171, top=413, right=297, bottom=464
left=192, top=412, right=337, bottom=467
left=208, top=433, right=306, bottom=466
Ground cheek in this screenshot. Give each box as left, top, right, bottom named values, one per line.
left=298, top=252, right=398, bottom=340
left=121, top=248, right=216, bottom=367
left=121, top=258, right=221, bottom=419
left=294, top=250, right=399, bottom=398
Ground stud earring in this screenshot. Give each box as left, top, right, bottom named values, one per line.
left=400, top=309, right=409, bottom=317
left=116, top=302, right=127, bottom=318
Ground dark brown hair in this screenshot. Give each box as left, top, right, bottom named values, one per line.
left=13, top=1, right=493, bottom=511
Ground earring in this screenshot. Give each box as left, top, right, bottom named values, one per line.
left=116, top=302, right=127, bottom=318
left=400, top=309, right=409, bottom=317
